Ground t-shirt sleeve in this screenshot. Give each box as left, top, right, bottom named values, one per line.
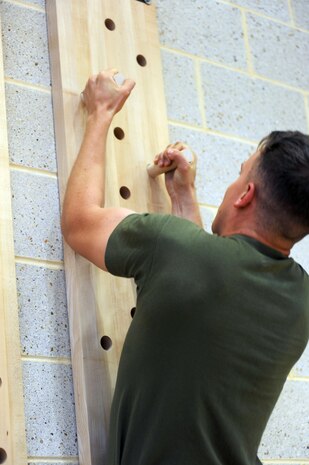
left=105, top=213, right=170, bottom=286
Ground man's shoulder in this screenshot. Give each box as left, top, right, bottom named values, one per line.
left=115, top=212, right=206, bottom=237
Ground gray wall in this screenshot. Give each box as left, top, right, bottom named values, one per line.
left=156, top=0, right=309, bottom=463
left=0, top=0, right=308, bottom=464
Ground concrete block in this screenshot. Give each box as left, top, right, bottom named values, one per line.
left=293, top=342, right=309, bottom=377
left=22, top=0, right=45, bottom=8
left=156, top=0, right=246, bottom=69
left=16, top=263, right=70, bottom=358
left=291, top=235, right=309, bottom=274
left=247, top=13, right=309, bottom=89
left=292, top=0, right=309, bottom=30
left=23, top=361, right=78, bottom=456
left=230, top=0, right=290, bottom=22
left=200, top=206, right=217, bottom=233
left=161, top=50, right=202, bottom=126
left=0, top=1, right=50, bottom=87
left=10, top=170, right=63, bottom=261
left=291, top=237, right=309, bottom=378
left=259, top=380, right=309, bottom=458
left=168, top=124, right=255, bottom=206
left=29, top=463, right=78, bottom=465
left=200, top=62, right=307, bottom=141
left=5, top=83, right=56, bottom=172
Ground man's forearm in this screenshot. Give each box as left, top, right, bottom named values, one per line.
left=155, top=145, right=203, bottom=227
left=170, top=187, right=203, bottom=227
left=62, top=111, right=111, bottom=233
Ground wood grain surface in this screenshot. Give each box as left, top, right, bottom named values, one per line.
left=47, top=1, right=170, bottom=463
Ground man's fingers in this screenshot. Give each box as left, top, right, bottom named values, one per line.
left=154, top=144, right=195, bottom=173
left=167, top=148, right=194, bottom=163
left=154, top=151, right=172, bottom=167
left=166, top=149, right=186, bottom=161
left=154, top=154, right=160, bottom=164
left=95, top=69, right=133, bottom=90
left=155, top=146, right=190, bottom=170
left=122, top=78, right=136, bottom=93
left=165, top=149, right=193, bottom=173
left=97, top=68, right=118, bottom=82
left=173, top=141, right=186, bottom=152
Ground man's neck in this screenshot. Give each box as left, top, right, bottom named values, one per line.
left=223, top=226, right=293, bottom=256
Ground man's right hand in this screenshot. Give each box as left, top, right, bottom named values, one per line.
left=154, top=143, right=203, bottom=227
left=81, top=68, right=136, bottom=120
left=154, top=142, right=197, bottom=202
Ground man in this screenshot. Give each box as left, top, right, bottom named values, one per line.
left=62, top=69, right=309, bottom=465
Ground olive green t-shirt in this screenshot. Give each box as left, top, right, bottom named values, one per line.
left=105, top=213, right=309, bottom=465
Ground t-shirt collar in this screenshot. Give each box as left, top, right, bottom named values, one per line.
left=232, top=234, right=288, bottom=260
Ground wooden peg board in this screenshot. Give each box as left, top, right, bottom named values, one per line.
left=0, top=16, right=27, bottom=465
left=46, top=1, right=170, bottom=463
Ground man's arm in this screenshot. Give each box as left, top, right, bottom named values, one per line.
left=154, top=143, right=203, bottom=227
left=61, top=69, right=136, bottom=270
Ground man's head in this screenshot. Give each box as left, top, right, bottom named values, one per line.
left=254, top=130, right=309, bottom=241
left=212, top=130, right=309, bottom=245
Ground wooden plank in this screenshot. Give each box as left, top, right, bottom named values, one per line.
left=0, top=16, right=27, bottom=465
left=46, top=1, right=170, bottom=464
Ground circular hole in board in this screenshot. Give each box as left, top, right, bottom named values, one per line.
left=136, top=54, right=147, bottom=67
left=100, top=335, right=113, bottom=351
left=119, top=186, right=131, bottom=200
left=130, top=307, right=136, bottom=318
left=104, top=18, right=116, bottom=31
left=0, top=448, right=7, bottom=464
left=114, top=127, right=125, bottom=140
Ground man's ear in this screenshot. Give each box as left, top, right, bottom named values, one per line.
left=234, top=182, right=255, bottom=208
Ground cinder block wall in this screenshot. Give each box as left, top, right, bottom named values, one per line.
left=156, top=0, right=309, bottom=463
left=0, top=0, right=308, bottom=464
left=1, top=0, right=78, bottom=464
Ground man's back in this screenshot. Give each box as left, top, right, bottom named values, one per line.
left=105, top=213, right=309, bottom=465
